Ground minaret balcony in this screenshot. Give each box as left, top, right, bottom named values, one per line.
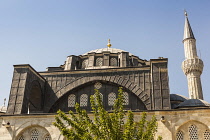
left=182, top=58, right=204, bottom=75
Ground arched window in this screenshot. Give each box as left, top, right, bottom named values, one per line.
left=96, top=58, right=103, bottom=67
left=189, top=125, right=198, bottom=140
left=110, top=58, right=118, bottom=66
left=108, top=92, right=116, bottom=106
left=176, top=130, right=184, bottom=140
left=82, top=59, right=88, bottom=69
left=204, top=130, right=210, bottom=140
left=68, top=94, right=76, bottom=107
left=44, top=134, right=51, bottom=140
left=123, top=92, right=129, bottom=105
left=18, top=135, right=24, bottom=140
left=31, top=129, right=39, bottom=140
left=80, top=94, right=88, bottom=107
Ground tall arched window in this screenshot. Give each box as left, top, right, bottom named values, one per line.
left=31, top=129, right=39, bottom=140
left=123, top=92, right=129, bottom=105
left=204, top=130, right=210, bottom=140
left=110, top=58, right=118, bottom=66
left=176, top=130, right=184, bottom=140
left=68, top=94, right=76, bottom=107
left=80, top=94, right=88, bottom=107
left=108, top=92, right=116, bottom=106
left=96, top=58, right=103, bottom=67
left=189, top=125, right=198, bottom=140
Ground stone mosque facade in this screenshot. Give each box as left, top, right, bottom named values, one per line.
left=0, top=12, right=210, bottom=140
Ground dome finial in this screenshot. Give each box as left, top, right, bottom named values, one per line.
left=184, top=9, right=188, bottom=17
left=107, top=39, right=112, bottom=48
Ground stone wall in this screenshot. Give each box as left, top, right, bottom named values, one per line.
left=1, top=109, right=210, bottom=140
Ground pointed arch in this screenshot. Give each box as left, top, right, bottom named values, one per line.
left=49, top=80, right=147, bottom=112
left=47, top=75, right=150, bottom=112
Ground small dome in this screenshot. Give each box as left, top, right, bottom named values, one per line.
left=170, top=94, right=188, bottom=102
left=178, top=99, right=210, bottom=108
left=82, top=48, right=133, bottom=56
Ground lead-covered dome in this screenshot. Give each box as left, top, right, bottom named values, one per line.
left=82, top=48, right=133, bottom=56
left=177, top=99, right=210, bottom=108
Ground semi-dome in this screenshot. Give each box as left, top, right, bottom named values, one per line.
left=177, top=99, right=210, bottom=108
left=82, top=48, right=133, bottom=56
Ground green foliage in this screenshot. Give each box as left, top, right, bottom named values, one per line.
left=53, top=87, right=161, bottom=140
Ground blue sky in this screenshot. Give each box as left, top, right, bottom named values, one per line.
left=0, top=1, right=210, bottom=106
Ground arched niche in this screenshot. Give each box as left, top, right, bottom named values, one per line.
left=16, top=125, right=51, bottom=140
left=175, top=120, right=210, bottom=140
left=28, top=80, right=43, bottom=113
left=49, top=80, right=147, bottom=113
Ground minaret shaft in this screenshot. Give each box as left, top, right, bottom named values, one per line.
left=183, top=39, right=197, bottom=59
left=182, top=12, right=204, bottom=100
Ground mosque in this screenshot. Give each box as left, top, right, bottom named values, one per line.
left=0, top=12, right=210, bottom=140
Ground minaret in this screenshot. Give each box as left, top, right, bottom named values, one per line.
left=182, top=11, right=204, bottom=99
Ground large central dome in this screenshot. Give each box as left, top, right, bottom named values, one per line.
left=83, top=48, right=133, bottom=56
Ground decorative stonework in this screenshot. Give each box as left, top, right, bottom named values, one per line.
left=94, top=82, right=102, bottom=89
left=182, top=58, right=203, bottom=75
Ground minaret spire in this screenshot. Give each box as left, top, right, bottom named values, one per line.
left=181, top=11, right=204, bottom=99
left=183, top=10, right=195, bottom=40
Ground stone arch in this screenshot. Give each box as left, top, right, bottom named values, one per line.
left=49, top=77, right=150, bottom=112
left=15, top=125, right=51, bottom=140
left=175, top=120, right=210, bottom=140
left=28, top=80, right=43, bottom=113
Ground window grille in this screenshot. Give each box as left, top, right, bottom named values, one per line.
left=123, top=92, right=129, bottom=105
left=82, top=59, right=88, bottom=69
left=110, top=58, right=118, bottom=66
left=96, top=58, right=103, bottom=67
left=108, top=92, right=116, bottom=106
left=176, top=131, right=184, bottom=140
left=189, top=125, right=198, bottom=140
left=94, top=82, right=102, bottom=89
left=18, top=135, right=24, bottom=140
left=204, top=130, right=210, bottom=140
left=44, top=134, right=51, bottom=140
left=68, top=94, right=76, bottom=107
left=80, top=94, right=88, bottom=107
left=31, top=129, right=39, bottom=140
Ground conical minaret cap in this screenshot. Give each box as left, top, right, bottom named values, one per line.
left=183, top=11, right=195, bottom=40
